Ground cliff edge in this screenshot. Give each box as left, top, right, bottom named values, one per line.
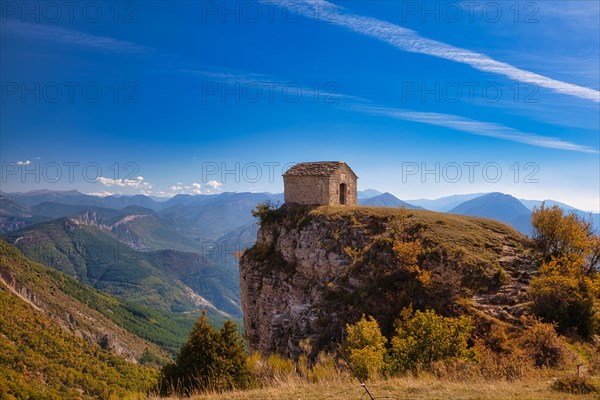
left=240, top=205, right=535, bottom=359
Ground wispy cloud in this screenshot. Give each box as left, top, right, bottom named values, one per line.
left=281, top=0, right=599, bottom=103
left=183, top=69, right=270, bottom=82
left=352, top=104, right=598, bottom=154
left=1, top=19, right=151, bottom=53
left=188, top=64, right=596, bottom=153
left=184, top=67, right=367, bottom=102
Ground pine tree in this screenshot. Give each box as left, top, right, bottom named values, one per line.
left=159, top=312, right=251, bottom=395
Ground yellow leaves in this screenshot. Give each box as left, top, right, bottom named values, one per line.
left=530, top=203, right=600, bottom=337
left=530, top=257, right=599, bottom=337
left=343, top=246, right=362, bottom=264
left=389, top=308, right=477, bottom=373
left=539, top=255, right=586, bottom=277
left=392, top=240, right=421, bottom=266
left=345, top=315, right=387, bottom=351
left=532, top=202, right=596, bottom=266
left=393, top=239, right=431, bottom=286
left=345, top=310, right=478, bottom=378
left=344, top=315, right=387, bottom=381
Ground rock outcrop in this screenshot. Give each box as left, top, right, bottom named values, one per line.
left=240, top=205, right=535, bottom=360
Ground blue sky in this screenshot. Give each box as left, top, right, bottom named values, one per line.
left=1, top=0, right=599, bottom=211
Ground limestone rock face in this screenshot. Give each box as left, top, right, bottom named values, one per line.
left=240, top=217, right=356, bottom=359
left=240, top=205, right=534, bottom=360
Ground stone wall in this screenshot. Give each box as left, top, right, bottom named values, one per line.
left=326, top=165, right=357, bottom=206
left=283, top=176, right=330, bottom=205
left=284, top=165, right=357, bottom=206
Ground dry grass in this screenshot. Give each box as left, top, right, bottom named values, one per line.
left=311, top=205, right=531, bottom=266
left=154, top=374, right=600, bottom=400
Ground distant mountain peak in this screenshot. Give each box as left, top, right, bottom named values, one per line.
left=359, top=192, right=423, bottom=209
left=448, top=192, right=532, bottom=235
left=357, top=189, right=383, bottom=199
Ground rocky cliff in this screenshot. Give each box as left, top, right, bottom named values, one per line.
left=240, top=205, right=535, bottom=359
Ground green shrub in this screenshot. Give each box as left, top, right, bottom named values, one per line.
left=388, top=307, right=477, bottom=373
left=251, top=201, right=279, bottom=225
left=529, top=258, right=599, bottom=338
left=530, top=204, right=600, bottom=338
left=343, top=315, right=387, bottom=381
left=159, top=312, right=251, bottom=395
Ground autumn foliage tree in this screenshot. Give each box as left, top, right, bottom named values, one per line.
left=529, top=203, right=600, bottom=338
left=388, top=307, right=477, bottom=373
left=343, top=315, right=388, bottom=381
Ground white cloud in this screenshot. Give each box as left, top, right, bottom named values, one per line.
left=352, top=104, right=598, bottom=153
left=87, top=191, right=115, bottom=197
left=192, top=182, right=202, bottom=194
left=163, top=181, right=221, bottom=195
left=16, top=160, right=31, bottom=166
left=282, top=0, right=599, bottom=103
left=97, top=176, right=152, bottom=188
left=205, top=180, right=223, bottom=191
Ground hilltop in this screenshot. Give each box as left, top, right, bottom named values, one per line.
left=240, top=204, right=535, bottom=358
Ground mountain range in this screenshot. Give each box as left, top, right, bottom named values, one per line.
left=2, top=188, right=598, bottom=239
left=0, top=189, right=599, bottom=397
left=1, top=188, right=598, bottom=364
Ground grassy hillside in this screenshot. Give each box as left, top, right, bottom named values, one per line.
left=311, top=205, right=533, bottom=290
left=313, top=205, right=530, bottom=257
left=0, top=279, right=157, bottom=399
left=2, top=218, right=239, bottom=318
left=170, top=204, right=598, bottom=399
left=3, top=218, right=198, bottom=311
left=318, top=206, right=536, bottom=324
left=0, top=241, right=197, bottom=356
